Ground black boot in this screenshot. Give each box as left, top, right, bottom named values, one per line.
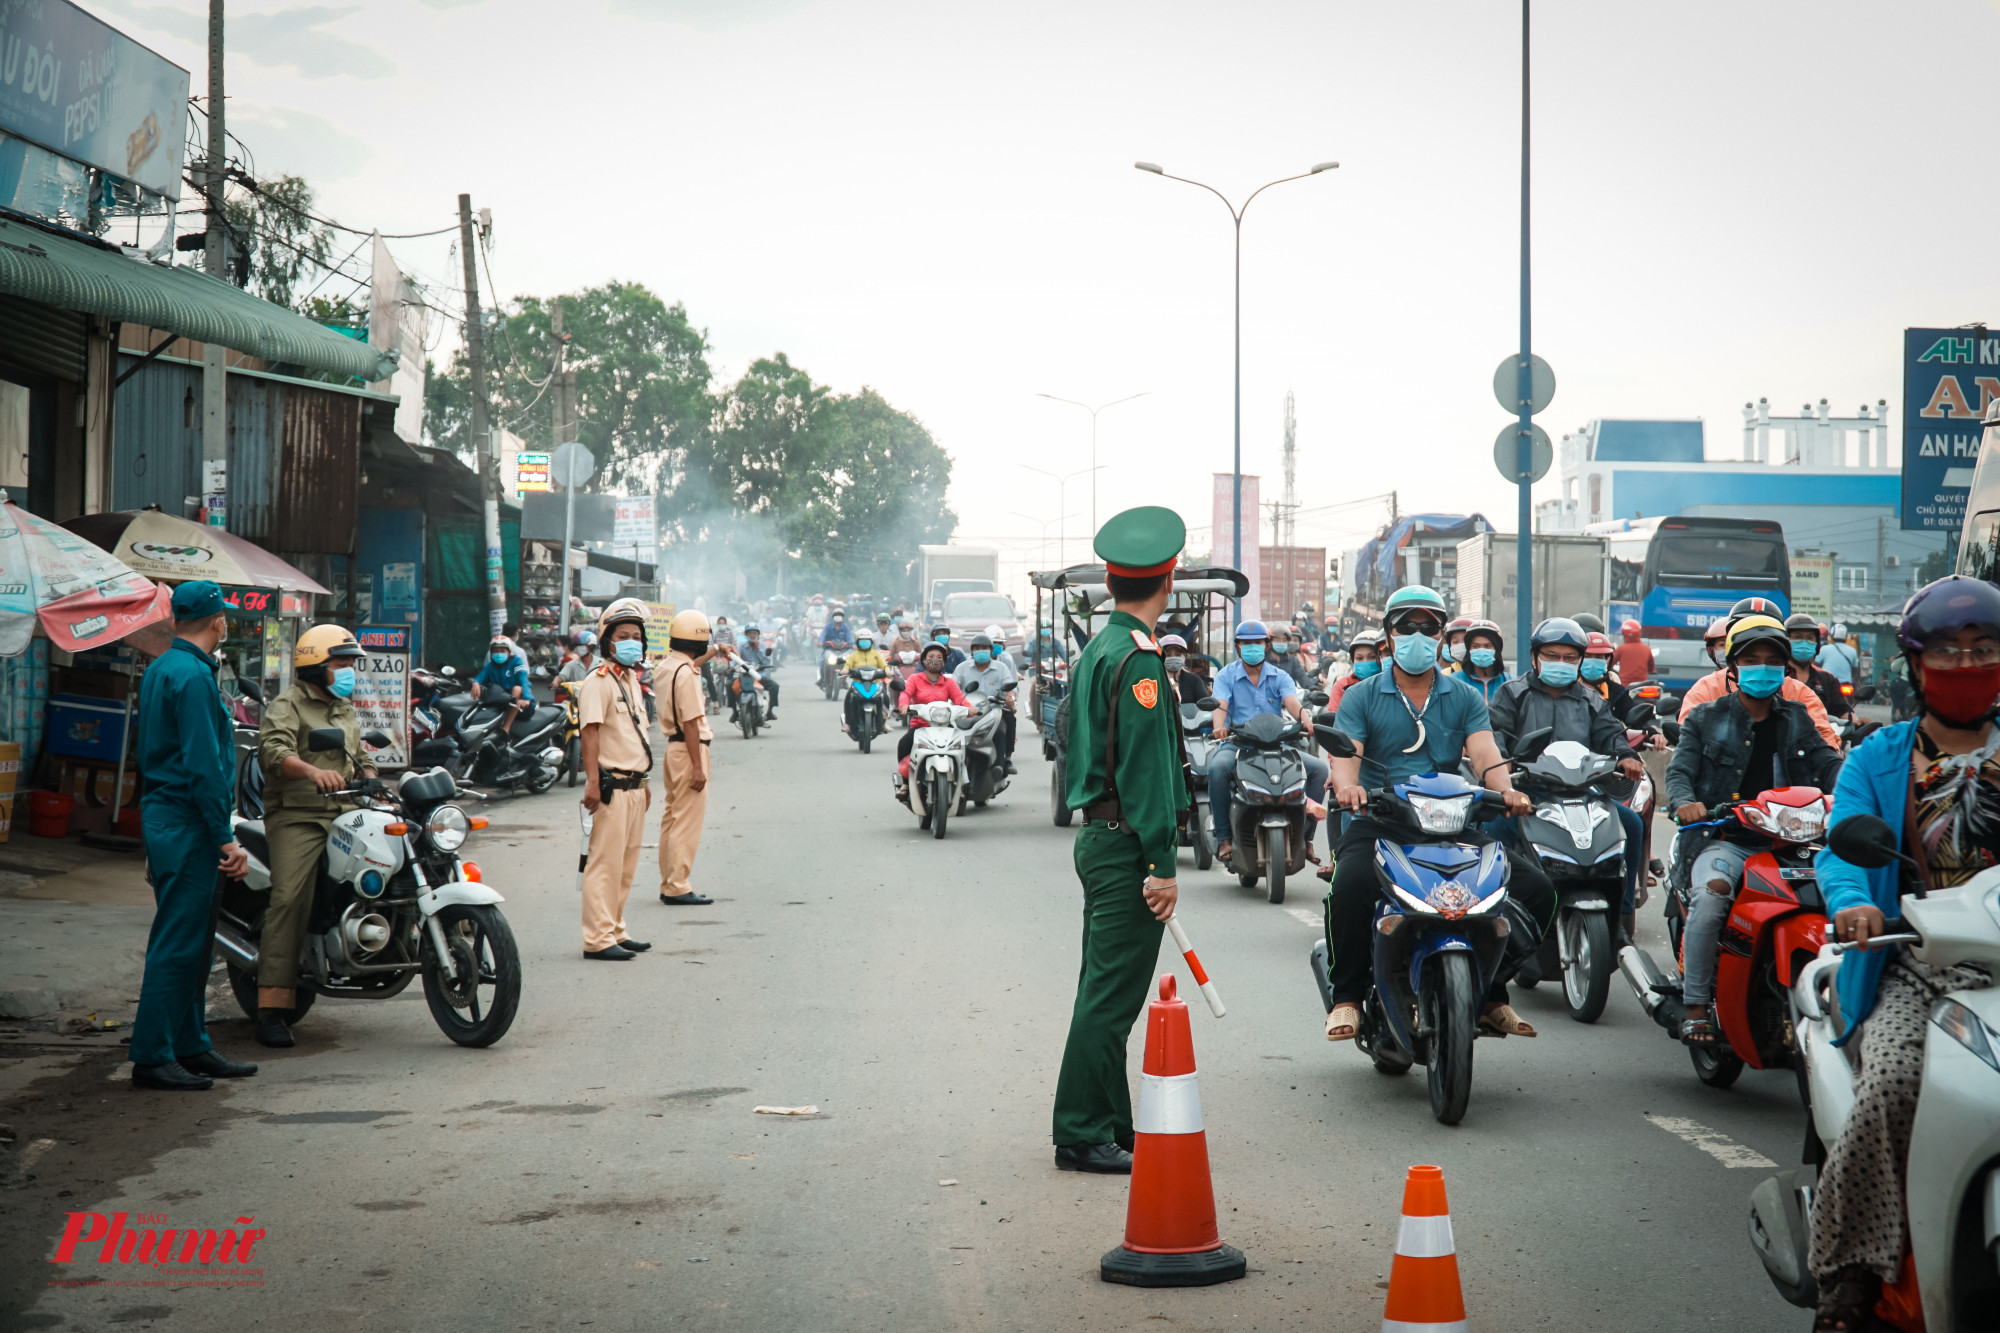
left=254, top=1010, right=294, bottom=1048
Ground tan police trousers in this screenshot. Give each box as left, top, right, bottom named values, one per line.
left=659, top=739, right=708, bottom=897
left=581, top=785, right=646, bottom=952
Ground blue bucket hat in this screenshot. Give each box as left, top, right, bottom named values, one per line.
left=171, top=580, right=225, bottom=619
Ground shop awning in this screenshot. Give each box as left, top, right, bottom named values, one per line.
left=0, top=216, right=396, bottom=382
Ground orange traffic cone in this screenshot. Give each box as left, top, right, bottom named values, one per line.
left=1100, top=974, right=1246, bottom=1287
left=1380, top=1165, right=1467, bottom=1332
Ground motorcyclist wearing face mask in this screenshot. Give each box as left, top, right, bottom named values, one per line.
left=1579, top=630, right=1634, bottom=716
left=470, top=633, right=532, bottom=735
left=1457, top=620, right=1510, bottom=703
left=252, top=625, right=375, bottom=1047
left=1322, top=585, right=1549, bottom=1041
left=1784, top=612, right=1853, bottom=721
left=894, top=641, right=969, bottom=800
left=734, top=624, right=781, bottom=724
left=1442, top=616, right=1474, bottom=674
left=1159, top=634, right=1206, bottom=706
left=1678, top=612, right=1841, bottom=748
left=888, top=620, right=925, bottom=659
left=928, top=626, right=968, bottom=673
left=1321, top=628, right=1383, bottom=713
left=954, top=633, right=1019, bottom=771
left=1665, top=615, right=1842, bottom=1050
left=839, top=629, right=888, bottom=737
left=1207, top=621, right=1330, bottom=867
left=819, top=610, right=855, bottom=650
left=1266, top=624, right=1312, bottom=686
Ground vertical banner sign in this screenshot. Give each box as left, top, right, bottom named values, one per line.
left=613, top=496, right=655, bottom=549
left=1902, top=327, right=1999, bottom=531
left=643, top=602, right=677, bottom=650
left=1210, top=472, right=1262, bottom=619
left=1789, top=557, right=1834, bottom=619
left=353, top=627, right=410, bottom=769
left=368, top=238, right=430, bottom=447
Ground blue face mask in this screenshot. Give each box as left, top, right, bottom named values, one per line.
left=1580, top=658, right=1608, bottom=682
left=1352, top=658, right=1381, bottom=679
left=1537, top=659, right=1580, bottom=688
left=614, top=639, right=644, bottom=667
left=972, top=649, right=991, bottom=664
left=1791, top=640, right=1818, bottom=663
left=1272, top=642, right=1292, bottom=655
left=1239, top=643, right=1267, bottom=666
left=1468, top=647, right=1497, bottom=669
left=1392, top=633, right=1439, bottom=674
left=490, top=651, right=510, bottom=665
left=1737, top=663, right=1785, bottom=698
left=329, top=666, right=356, bottom=698
left=934, top=634, right=949, bottom=645
left=856, top=639, right=873, bottom=651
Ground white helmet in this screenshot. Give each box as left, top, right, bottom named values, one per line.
left=1830, top=622, right=1848, bottom=641
left=984, top=623, right=1005, bottom=640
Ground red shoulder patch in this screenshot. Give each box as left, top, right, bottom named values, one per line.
left=1132, top=678, right=1159, bottom=709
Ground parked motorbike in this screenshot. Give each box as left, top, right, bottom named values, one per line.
left=425, top=686, right=566, bottom=794
left=1748, top=813, right=2000, bottom=1331
left=215, top=727, right=522, bottom=1047
left=1214, top=689, right=1329, bottom=904
left=555, top=679, right=583, bottom=786
left=728, top=659, right=769, bottom=739
left=845, top=667, right=890, bottom=752
left=1309, top=724, right=1553, bottom=1124
left=1179, top=702, right=1216, bottom=871
left=1511, top=739, right=1629, bottom=1023
left=1616, top=785, right=1833, bottom=1089
left=905, top=701, right=971, bottom=839
left=958, top=678, right=1013, bottom=808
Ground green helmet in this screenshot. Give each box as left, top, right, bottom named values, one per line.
left=1383, top=585, right=1447, bottom=632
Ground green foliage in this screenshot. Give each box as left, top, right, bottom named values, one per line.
left=1917, top=543, right=1953, bottom=585
left=221, top=175, right=335, bottom=310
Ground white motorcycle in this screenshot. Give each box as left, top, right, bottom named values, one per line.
left=906, top=701, right=971, bottom=839
left=1748, top=813, right=2000, bottom=1328
left=215, top=726, right=522, bottom=1048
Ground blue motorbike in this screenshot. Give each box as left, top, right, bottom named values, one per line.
left=845, top=666, right=890, bottom=753
left=1310, top=725, right=1552, bottom=1125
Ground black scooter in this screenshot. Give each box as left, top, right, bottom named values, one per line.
left=1212, top=690, right=1329, bottom=905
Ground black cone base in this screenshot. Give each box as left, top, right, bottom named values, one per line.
left=1100, top=1243, right=1246, bottom=1287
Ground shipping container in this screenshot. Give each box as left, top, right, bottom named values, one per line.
left=1259, top=545, right=1327, bottom=624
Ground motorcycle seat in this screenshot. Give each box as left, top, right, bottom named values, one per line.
left=234, top=822, right=270, bottom=868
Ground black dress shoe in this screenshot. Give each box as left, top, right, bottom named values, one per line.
left=1054, top=1142, right=1133, bottom=1174
left=585, top=944, right=636, bottom=960
left=132, top=1061, right=214, bottom=1091
left=618, top=939, right=653, bottom=952
left=182, top=1050, right=259, bottom=1078
left=254, top=1015, right=295, bottom=1048
left=659, top=892, right=713, bottom=906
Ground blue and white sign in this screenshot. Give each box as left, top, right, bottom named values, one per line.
left=1902, top=326, right=2000, bottom=531
left=0, top=0, right=189, bottom=199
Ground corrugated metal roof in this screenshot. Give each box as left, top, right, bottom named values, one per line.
left=0, top=294, right=86, bottom=380
left=0, top=217, right=396, bottom=381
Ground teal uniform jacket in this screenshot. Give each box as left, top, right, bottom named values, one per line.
left=136, top=638, right=235, bottom=844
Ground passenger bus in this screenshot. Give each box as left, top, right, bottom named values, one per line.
left=1587, top=515, right=1791, bottom=694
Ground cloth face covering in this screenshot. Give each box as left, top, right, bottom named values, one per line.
left=972, top=649, right=991, bottom=664
left=1448, top=642, right=1467, bottom=662
left=1920, top=661, right=2000, bottom=726
left=1392, top=633, right=1439, bottom=674
left=613, top=639, right=644, bottom=667
left=1537, top=659, right=1579, bottom=688
left=1239, top=644, right=1266, bottom=666
left=1580, top=658, right=1608, bottom=682
left=1468, top=648, right=1497, bottom=669
left=329, top=666, right=356, bottom=698
left=1736, top=663, right=1786, bottom=699
left=1352, top=658, right=1381, bottom=679
left=1164, top=655, right=1185, bottom=672
left=490, top=651, right=509, bottom=665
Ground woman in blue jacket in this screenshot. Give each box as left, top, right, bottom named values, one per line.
left=1809, top=577, right=2000, bottom=1332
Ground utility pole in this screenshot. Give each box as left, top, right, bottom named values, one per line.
left=1514, top=0, right=1535, bottom=662
left=200, top=0, right=227, bottom=528
left=459, top=194, right=506, bottom=638
left=1876, top=516, right=1886, bottom=600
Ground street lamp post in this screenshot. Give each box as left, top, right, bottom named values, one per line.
left=1013, top=511, right=1082, bottom=571
left=1020, top=464, right=1104, bottom=569
left=1135, top=160, right=1337, bottom=608
left=1034, top=393, right=1148, bottom=535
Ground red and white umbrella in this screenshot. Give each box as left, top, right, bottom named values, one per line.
left=0, top=503, right=169, bottom=656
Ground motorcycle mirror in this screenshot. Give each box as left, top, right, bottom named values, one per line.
left=237, top=678, right=265, bottom=703
left=1657, top=691, right=1679, bottom=713
left=1313, top=708, right=1340, bottom=725
left=1624, top=702, right=1656, bottom=727
left=1196, top=696, right=1220, bottom=712
left=1511, top=727, right=1555, bottom=764
left=306, top=726, right=347, bottom=752
left=1661, top=720, right=1682, bottom=747
left=362, top=730, right=395, bottom=748
left=955, top=716, right=976, bottom=730
left=1312, top=725, right=1358, bottom=758
left=1828, top=814, right=1909, bottom=872
left=962, top=680, right=979, bottom=694
left=1306, top=690, right=1330, bottom=707
left=1852, top=684, right=1877, bottom=703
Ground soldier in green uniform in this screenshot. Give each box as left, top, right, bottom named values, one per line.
left=1052, top=505, right=1188, bottom=1173
left=253, top=624, right=375, bottom=1048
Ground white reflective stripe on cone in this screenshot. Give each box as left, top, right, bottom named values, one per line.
left=1133, top=1071, right=1204, bottom=1136
left=1393, top=1213, right=1455, bottom=1258
left=1381, top=1320, right=1467, bottom=1333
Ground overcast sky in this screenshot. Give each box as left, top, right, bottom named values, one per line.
left=91, top=0, right=2000, bottom=584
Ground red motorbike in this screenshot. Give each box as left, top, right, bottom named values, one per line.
left=1616, top=785, right=1833, bottom=1090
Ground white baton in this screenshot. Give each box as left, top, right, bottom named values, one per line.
left=1165, top=914, right=1225, bottom=1018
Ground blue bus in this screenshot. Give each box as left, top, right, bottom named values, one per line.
left=1590, top=516, right=1790, bottom=693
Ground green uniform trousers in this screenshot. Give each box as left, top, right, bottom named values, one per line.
left=1052, top=821, right=1167, bottom=1147
left=258, top=810, right=335, bottom=992
left=130, top=805, right=219, bottom=1068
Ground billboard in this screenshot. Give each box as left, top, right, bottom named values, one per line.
left=1789, top=556, right=1833, bottom=619
left=515, top=452, right=550, bottom=493
left=0, top=0, right=189, bottom=198
left=1210, top=472, right=1260, bottom=618
left=612, top=495, right=654, bottom=549
left=1901, top=327, right=1999, bottom=531
left=368, top=238, right=429, bottom=446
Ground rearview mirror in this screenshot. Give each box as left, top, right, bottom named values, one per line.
left=1624, top=702, right=1656, bottom=728
left=1312, top=725, right=1358, bottom=758
left=1306, top=690, right=1330, bottom=707
left=1829, top=814, right=1906, bottom=871
left=1852, top=684, right=1877, bottom=703
left=1511, top=726, right=1555, bottom=765
left=306, top=726, right=347, bottom=753
left=362, top=730, right=394, bottom=748
left=237, top=678, right=264, bottom=703
left=1662, top=720, right=1683, bottom=747
left=962, top=680, right=979, bottom=695
left=1314, top=709, right=1340, bottom=725
left=1196, top=696, right=1219, bottom=712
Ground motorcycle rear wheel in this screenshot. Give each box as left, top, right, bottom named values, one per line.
left=421, top=904, right=521, bottom=1048
left=1051, top=756, right=1073, bottom=827
left=1363, top=993, right=1412, bottom=1077
left=1562, top=911, right=1613, bottom=1023
left=931, top=776, right=950, bottom=840
left=226, top=959, right=316, bottom=1026
left=565, top=736, right=580, bottom=788
left=1193, top=816, right=1214, bottom=871
left=1266, top=826, right=1288, bottom=904
left=1689, top=1041, right=1745, bottom=1089
left=1425, top=951, right=1478, bottom=1125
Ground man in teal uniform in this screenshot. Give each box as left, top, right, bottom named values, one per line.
left=128, top=581, right=255, bottom=1091
left=1051, top=506, right=1187, bottom=1173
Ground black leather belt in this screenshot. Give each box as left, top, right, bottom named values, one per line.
left=667, top=734, right=711, bottom=746
left=598, top=768, right=648, bottom=792
left=1083, top=799, right=1123, bottom=822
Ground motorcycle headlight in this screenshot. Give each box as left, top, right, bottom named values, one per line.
left=1931, top=998, right=2000, bottom=1075
left=1407, top=792, right=1474, bottom=835
left=427, top=805, right=472, bottom=852
left=1745, top=801, right=1826, bottom=843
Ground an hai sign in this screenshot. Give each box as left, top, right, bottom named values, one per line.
left=1902, top=327, right=2000, bottom=531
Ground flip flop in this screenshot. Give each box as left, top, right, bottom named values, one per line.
left=1325, top=1002, right=1361, bottom=1042
left=1479, top=1003, right=1537, bottom=1038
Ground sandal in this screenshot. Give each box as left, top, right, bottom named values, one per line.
left=1325, top=1002, right=1361, bottom=1042
left=1814, top=1266, right=1882, bottom=1331
left=1215, top=840, right=1233, bottom=866
left=1680, top=1015, right=1718, bottom=1046
left=1479, top=1003, right=1537, bottom=1038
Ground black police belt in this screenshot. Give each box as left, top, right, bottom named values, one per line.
left=597, top=768, right=649, bottom=792
left=666, top=732, right=711, bottom=746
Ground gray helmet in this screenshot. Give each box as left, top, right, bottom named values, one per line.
left=1530, top=617, right=1588, bottom=652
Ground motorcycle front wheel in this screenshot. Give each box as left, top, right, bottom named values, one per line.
left=565, top=736, right=581, bottom=788
left=1266, top=826, right=1288, bottom=904
left=1689, top=1041, right=1745, bottom=1089
left=421, top=905, right=521, bottom=1048
left=1562, top=911, right=1613, bottom=1023
left=1193, top=815, right=1213, bottom=871
left=1051, top=755, right=1073, bottom=827
left=931, top=775, right=950, bottom=839
left=1425, top=951, right=1478, bottom=1125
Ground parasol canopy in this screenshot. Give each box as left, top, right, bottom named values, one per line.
left=65, top=508, right=332, bottom=595
left=0, top=503, right=171, bottom=656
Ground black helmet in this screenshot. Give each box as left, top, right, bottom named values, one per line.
left=1729, top=596, right=1785, bottom=620
left=1529, top=617, right=1587, bottom=652
left=969, top=634, right=993, bottom=651
left=1571, top=612, right=1607, bottom=635
left=1782, top=612, right=1823, bottom=639
left=919, top=641, right=949, bottom=665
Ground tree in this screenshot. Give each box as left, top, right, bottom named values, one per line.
left=222, top=174, right=335, bottom=310
left=788, top=387, right=956, bottom=593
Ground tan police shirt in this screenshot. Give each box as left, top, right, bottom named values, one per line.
left=258, top=683, right=366, bottom=812
left=658, top=649, right=712, bottom=742
left=577, top=663, right=652, bottom=773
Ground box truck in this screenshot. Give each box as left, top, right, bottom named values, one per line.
left=919, top=545, right=1000, bottom=618
left=1455, top=533, right=1609, bottom=662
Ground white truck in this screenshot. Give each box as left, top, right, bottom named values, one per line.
left=1455, top=532, right=1609, bottom=648
left=919, top=544, right=1000, bottom=619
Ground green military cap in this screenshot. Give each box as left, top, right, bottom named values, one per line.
left=1094, top=506, right=1186, bottom=577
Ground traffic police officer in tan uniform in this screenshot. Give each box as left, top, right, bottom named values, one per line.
left=254, top=624, right=374, bottom=1047
left=578, top=598, right=656, bottom=960
left=1052, top=506, right=1187, bottom=1173
left=658, top=608, right=721, bottom=906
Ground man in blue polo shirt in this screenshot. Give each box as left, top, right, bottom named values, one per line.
left=1206, top=620, right=1328, bottom=865
left=1319, top=585, right=1555, bottom=1044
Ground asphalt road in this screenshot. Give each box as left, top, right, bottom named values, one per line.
left=7, top=685, right=1811, bottom=1332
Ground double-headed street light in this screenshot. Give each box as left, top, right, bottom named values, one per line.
left=1020, top=464, right=1104, bottom=570
left=1135, top=159, right=1338, bottom=597
left=1034, top=393, right=1148, bottom=535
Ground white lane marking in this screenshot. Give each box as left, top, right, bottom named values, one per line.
left=1644, top=1114, right=1777, bottom=1168
left=1285, top=907, right=1320, bottom=929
